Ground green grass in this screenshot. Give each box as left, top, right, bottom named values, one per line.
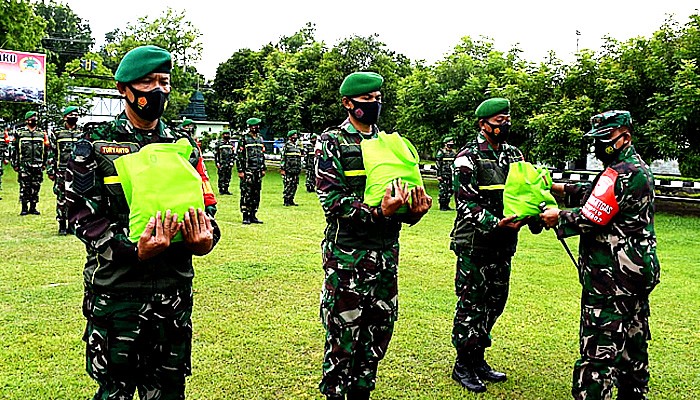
left=0, top=162, right=698, bottom=400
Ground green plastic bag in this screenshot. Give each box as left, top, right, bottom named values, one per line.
left=361, top=131, right=423, bottom=213
left=503, top=161, right=558, bottom=219
left=114, top=138, right=204, bottom=243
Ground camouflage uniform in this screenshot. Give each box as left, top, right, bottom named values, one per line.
left=280, top=138, right=302, bottom=205
left=304, top=136, right=318, bottom=192
left=450, top=133, right=524, bottom=357
left=555, top=144, right=660, bottom=400
left=66, top=112, right=220, bottom=400
left=236, top=131, right=266, bottom=219
left=317, top=119, right=419, bottom=397
left=47, top=125, right=82, bottom=230
left=0, top=133, right=8, bottom=196
left=214, top=136, right=236, bottom=194
left=435, top=145, right=457, bottom=210
left=11, top=126, right=48, bottom=209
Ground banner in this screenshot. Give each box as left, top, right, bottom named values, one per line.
left=0, top=49, right=46, bottom=104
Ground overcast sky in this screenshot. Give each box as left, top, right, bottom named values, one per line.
left=64, top=0, right=700, bottom=81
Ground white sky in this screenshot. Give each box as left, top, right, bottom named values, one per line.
left=64, top=0, right=700, bottom=81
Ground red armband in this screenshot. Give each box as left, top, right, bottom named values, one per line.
left=581, top=168, right=620, bottom=225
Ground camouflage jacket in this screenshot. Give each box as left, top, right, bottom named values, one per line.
left=66, top=112, right=220, bottom=294
left=11, top=127, right=48, bottom=170
left=557, top=145, right=660, bottom=297
left=280, top=140, right=302, bottom=174
left=47, top=126, right=82, bottom=176
left=214, top=138, right=236, bottom=167
left=236, top=133, right=266, bottom=172
left=435, top=147, right=457, bottom=178
left=304, top=141, right=316, bottom=171
left=451, top=133, right=525, bottom=257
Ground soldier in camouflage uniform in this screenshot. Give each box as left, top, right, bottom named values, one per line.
left=541, top=110, right=660, bottom=400
left=304, top=134, right=318, bottom=192
left=47, top=106, right=83, bottom=235
left=317, top=72, right=432, bottom=400
left=435, top=136, right=457, bottom=210
left=280, top=129, right=302, bottom=206
left=237, top=117, right=266, bottom=224
left=65, top=45, right=220, bottom=400
left=11, top=110, right=48, bottom=215
left=450, top=98, right=536, bottom=393
left=214, top=130, right=236, bottom=195
left=0, top=129, right=9, bottom=200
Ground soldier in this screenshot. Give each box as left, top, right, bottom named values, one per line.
left=304, top=133, right=318, bottom=192
left=280, top=129, right=303, bottom=206
left=541, top=110, right=660, bottom=400
left=449, top=98, right=531, bottom=393
left=236, top=117, right=266, bottom=224
left=0, top=128, right=9, bottom=200
left=179, top=118, right=195, bottom=135
left=11, top=110, right=48, bottom=215
left=47, top=106, right=82, bottom=235
left=317, top=71, right=432, bottom=400
left=435, top=136, right=457, bottom=210
left=215, top=130, right=236, bottom=195
left=65, top=45, right=220, bottom=400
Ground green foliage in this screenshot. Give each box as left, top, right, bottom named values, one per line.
left=0, top=0, right=46, bottom=52
left=62, top=52, right=113, bottom=89
left=34, top=0, right=92, bottom=74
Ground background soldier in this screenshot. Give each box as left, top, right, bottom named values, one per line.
left=215, top=130, right=236, bottom=195
left=11, top=110, right=48, bottom=215
left=65, top=45, right=220, bottom=400
left=237, top=117, right=266, bottom=224
left=47, top=106, right=82, bottom=235
left=280, top=129, right=302, bottom=206
left=450, top=98, right=531, bottom=393
left=0, top=129, right=9, bottom=200
left=317, top=71, right=432, bottom=400
left=304, top=133, right=318, bottom=192
left=435, top=136, right=457, bottom=210
left=541, top=110, right=660, bottom=400
left=179, top=118, right=195, bottom=135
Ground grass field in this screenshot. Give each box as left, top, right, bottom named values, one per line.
left=0, top=162, right=698, bottom=400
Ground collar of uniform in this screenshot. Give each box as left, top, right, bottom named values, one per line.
left=117, top=111, right=168, bottom=139
left=477, top=132, right=496, bottom=152
left=341, top=118, right=376, bottom=138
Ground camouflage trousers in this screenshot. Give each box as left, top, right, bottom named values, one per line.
left=283, top=172, right=299, bottom=203
left=452, top=249, right=511, bottom=352
left=217, top=165, right=232, bottom=193
left=438, top=175, right=453, bottom=208
left=319, top=240, right=399, bottom=397
left=305, top=168, right=315, bottom=192
left=18, top=165, right=43, bottom=203
left=572, top=293, right=651, bottom=400
left=82, top=287, right=193, bottom=400
left=239, top=170, right=263, bottom=213
left=53, top=171, right=67, bottom=222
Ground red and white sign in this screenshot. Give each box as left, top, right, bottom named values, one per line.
left=581, top=168, right=620, bottom=225
left=0, top=49, right=46, bottom=104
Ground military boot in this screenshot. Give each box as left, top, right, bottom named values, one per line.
left=452, top=350, right=486, bottom=393
left=20, top=202, right=29, bottom=216
left=250, top=212, right=263, bottom=224
left=242, top=212, right=251, bottom=225
left=326, top=395, right=344, bottom=400
left=617, top=388, right=646, bottom=400
left=474, top=347, right=507, bottom=382
left=28, top=202, right=40, bottom=215
left=58, top=220, right=68, bottom=236
left=347, top=388, right=370, bottom=400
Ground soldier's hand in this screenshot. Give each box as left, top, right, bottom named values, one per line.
left=497, top=215, right=525, bottom=231
left=436, top=177, right=443, bottom=182
left=48, top=175, right=55, bottom=181
left=540, top=207, right=561, bottom=228
left=238, top=172, right=245, bottom=179
left=380, top=178, right=410, bottom=217
left=182, top=207, right=214, bottom=256
left=408, top=186, right=432, bottom=216
left=261, top=170, right=266, bottom=177
left=216, top=163, right=220, bottom=168
left=137, top=210, right=180, bottom=260
left=280, top=169, right=285, bottom=176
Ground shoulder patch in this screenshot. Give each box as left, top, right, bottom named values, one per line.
left=581, top=168, right=620, bottom=225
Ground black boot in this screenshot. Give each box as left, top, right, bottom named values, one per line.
left=20, top=202, right=29, bottom=216
left=58, top=220, right=67, bottom=236
left=452, top=350, right=486, bottom=393
left=617, top=388, right=646, bottom=400
left=347, top=387, right=370, bottom=400
left=250, top=212, right=263, bottom=224
left=326, top=395, right=344, bottom=400
left=242, top=212, right=251, bottom=225
left=29, top=202, right=40, bottom=215
left=474, top=347, right=507, bottom=382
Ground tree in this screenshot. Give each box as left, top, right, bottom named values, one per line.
left=34, top=0, right=93, bottom=74
left=62, top=52, right=113, bottom=89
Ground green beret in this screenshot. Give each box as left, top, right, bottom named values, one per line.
left=585, top=110, right=632, bottom=137
left=115, top=45, right=172, bottom=83
left=287, top=129, right=298, bottom=138
left=62, top=106, right=78, bottom=116
left=475, top=98, right=510, bottom=119
left=25, top=111, right=37, bottom=119
left=246, top=117, right=261, bottom=126
left=180, top=119, right=193, bottom=127
left=443, top=136, right=454, bottom=144
left=221, top=130, right=231, bottom=136
left=339, top=72, right=384, bottom=97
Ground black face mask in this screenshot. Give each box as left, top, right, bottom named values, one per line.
left=27, top=119, right=37, bottom=128
left=348, top=99, right=381, bottom=125
left=126, top=85, right=169, bottom=121
left=594, top=133, right=625, bottom=164
left=223, top=135, right=231, bottom=141
left=483, top=120, right=511, bottom=143
left=66, top=117, right=78, bottom=126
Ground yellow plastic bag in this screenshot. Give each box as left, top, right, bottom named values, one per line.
left=503, top=161, right=558, bottom=219
left=361, top=132, right=423, bottom=213
left=114, top=138, right=204, bottom=242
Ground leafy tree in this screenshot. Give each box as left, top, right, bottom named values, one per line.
left=34, top=0, right=93, bottom=74
left=63, top=52, right=113, bottom=89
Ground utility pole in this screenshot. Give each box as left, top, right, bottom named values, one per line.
left=576, top=30, right=581, bottom=53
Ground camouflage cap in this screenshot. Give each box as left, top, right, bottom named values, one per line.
left=585, top=110, right=632, bottom=137
left=339, top=71, right=383, bottom=97
left=475, top=98, right=510, bottom=118
left=25, top=111, right=37, bottom=119
left=246, top=117, right=261, bottom=126
left=62, top=106, right=79, bottom=116
left=114, top=45, right=172, bottom=83
left=287, top=129, right=298, bottom=138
